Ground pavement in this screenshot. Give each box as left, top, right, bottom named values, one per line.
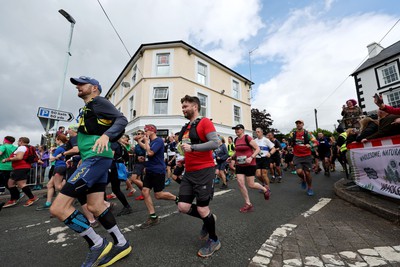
left=249, top=178, right=400, bottom=267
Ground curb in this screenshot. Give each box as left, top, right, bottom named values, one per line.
left=334, top=178, right=400, bottom=225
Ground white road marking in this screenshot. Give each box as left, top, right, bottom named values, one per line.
left=301, top=198, right=331, bottom=217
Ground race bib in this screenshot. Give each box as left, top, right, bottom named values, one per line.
left=237, top=156, right=247, bottom=164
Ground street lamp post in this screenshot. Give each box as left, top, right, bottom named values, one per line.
left=52, top=9, right=75, bottom=142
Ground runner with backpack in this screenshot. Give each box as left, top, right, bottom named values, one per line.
left=2, top=137, right=39, bottom=207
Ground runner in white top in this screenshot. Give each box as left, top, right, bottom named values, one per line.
left=254, top=128, right=276, bottom=200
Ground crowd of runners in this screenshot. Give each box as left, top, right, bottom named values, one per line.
left=2, top=75, right=397, bottom=266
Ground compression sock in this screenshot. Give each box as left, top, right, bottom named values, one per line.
left=97, top=208, right=126, bottom=246
left=63, top=209, right=91, bottom=233
left=21, top=186, right=34, bottom=199
left=186, top=204, right=201, bottom=219
left=9, top=186, right=20, bottom=200
left=202, top=212, right=217, bottom=241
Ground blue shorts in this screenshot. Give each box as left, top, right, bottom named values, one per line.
left=61, top=157, right=112, bottom=198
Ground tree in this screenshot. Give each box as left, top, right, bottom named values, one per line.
left=251, top=108, right=277, bottom=133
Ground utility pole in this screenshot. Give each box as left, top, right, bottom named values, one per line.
left=314, top=108, right=319, bottom=131
left=248, top=47, right=258, bottom=100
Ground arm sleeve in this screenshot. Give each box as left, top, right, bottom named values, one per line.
left=192, top=131, right=219, bottom=151
left=92, top=97, right=128, bottom=140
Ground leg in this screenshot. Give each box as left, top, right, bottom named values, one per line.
left=236, top=174, right=251, bottom=205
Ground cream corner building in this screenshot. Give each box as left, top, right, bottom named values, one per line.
left=105, top=40, right=253, bottom=138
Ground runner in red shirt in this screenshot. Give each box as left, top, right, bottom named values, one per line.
left=177, top=95, right=221, bottom=258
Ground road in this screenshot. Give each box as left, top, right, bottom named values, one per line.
left=0, top=169, right=398, bottom=266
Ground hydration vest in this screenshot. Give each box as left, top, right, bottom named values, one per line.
left=178, top=117, right=204, bottom=144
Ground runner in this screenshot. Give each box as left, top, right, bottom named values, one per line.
left=49, top=76, right=131, bottom=266
left=0, top=136, right=17, bottom=196
left=130, top=130, right=146, bottom=201
left=138, top=124, right=178, bottom=229
left=229, top=124, right=270, bottom=212
left=267, top=132, right=282, bottom=183
left=289, top=119, right=319, bottom=196
left=253, top=128, right=275, bottom=193
left=2, top=137, right=39, bottom=208
left=177, top=95, right=221, bottom=258
left=214, top=136, right=229, bottom=189
left=316, top=132, right=331, bottom=176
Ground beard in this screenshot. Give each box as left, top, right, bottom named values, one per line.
left=184, top=109, right=194, bottom=120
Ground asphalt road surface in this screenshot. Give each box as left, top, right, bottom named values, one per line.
left=0, top=169, right=343, bottom=267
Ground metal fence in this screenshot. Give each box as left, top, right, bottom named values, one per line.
left=27, top=165, right=50, bottom=188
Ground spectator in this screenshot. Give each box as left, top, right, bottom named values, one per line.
left=356, top=116, right=379, bottom=142
left=214, top=137, right=229, bottom=189
left=362, top=109, right=400, bottom=141
left=56, top=126, right=65, bottom=136
left=341, top=99, right=362, bottom=129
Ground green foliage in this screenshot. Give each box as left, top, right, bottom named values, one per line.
left=251, top=108, right=277, bottom=133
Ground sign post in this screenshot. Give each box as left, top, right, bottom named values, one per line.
left=37, top=107, right=74, bottom=146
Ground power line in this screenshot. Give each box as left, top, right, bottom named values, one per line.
left=316, top=17, right=400, bottom=109
left=97, top=0, right=131, bottom=58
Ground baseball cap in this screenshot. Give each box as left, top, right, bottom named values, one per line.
left=232, top=124, right=245, bottom=130
left=70, top=76, right=102, bottom=93
left=295, top=119, right=304, bottom=124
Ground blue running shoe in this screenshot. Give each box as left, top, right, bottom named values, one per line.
left=301, top=181, right=307, bottom=190
left=307, top=189, right=314, bottom=196
left=98, top=241, right=132, bottom=267
left=165, top=178, right=171, bottom=186
left=213, top=178, right=220, bottom=184
left=81, top=238, right=112, bottom=267
left=197, top=238, right=221, bottom=258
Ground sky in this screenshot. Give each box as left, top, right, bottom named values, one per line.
left=1, top=0, right=400, bottom=145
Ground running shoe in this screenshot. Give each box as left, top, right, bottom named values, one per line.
left=81, top=238, right=112, bottom=267
left=3, top=200, right=17, bottom=208
left=140, top=217, right=160, bottom=229
left=36, top=202, right=51, bottom=211
left=117, top=206, right=133, bottom=217
left=126, top=189, right=136, bottom=197
left=264, top=187, right=271, bottom=200
left=213, top=178, right=220, bottom=184
left=307, top=188, right=315, bottom=196
left=277, top=176, right=282, bottom=183
left=270, top=176, right=276, bottom=183
left=17, top=193, right=25, bottom=202
left=165, top=178, right=171, bottom=186
left=239, top=204, right=254, bottom=213
left=199, top=214, right=217, bottom=240
left=98, top=241, right=132, bottom=267
left=23, top=196, right=39, bottom=207
left=301, top=180, right=307, bottom=190
left=106, top=194, right=116, bottom=200
left=197, top=238, right=221, bottom=258
left=291, top=171, right=297, bottom=175
left=219, top=183, right=228, bottom=190
left=134, top=195, right=144, bottom=201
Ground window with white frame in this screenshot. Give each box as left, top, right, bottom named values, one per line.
left=132, top=65, right=137, bottom=83
left=386, top=91, right=400, bottom=108
left=197, top=62, right=207, bottom=85
left=382, top=63, right=399, bottom=85
left=129, top=95, right=135, bottom=120
left=234, top=105, right=241, bottom=124
left=232, top=80, right=240, bottom=99
left=153, top=87, right=169, bottom=114
left=197, top=93, right=208, bottom=117
left=156, top=53, right=170, bottom=76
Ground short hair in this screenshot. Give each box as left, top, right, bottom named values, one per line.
left=56, top=134, right=68, bottom=143
left=180, top=95, right=201, bottom=112
left=267, top=132, right=275, bottom=136
left=19, top=137, right=30, bottom=144
left=122, top=134, right=130, bottom=140
left=4, top=136, right=15, bottom=143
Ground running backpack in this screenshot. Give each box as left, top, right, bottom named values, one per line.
left=25, top=145, right=39, bottom=164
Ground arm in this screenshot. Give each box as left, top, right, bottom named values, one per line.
left=190, top=131, right=219, bottom=151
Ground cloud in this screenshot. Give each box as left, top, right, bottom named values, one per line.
left=252, top=6, right=400, bottom=133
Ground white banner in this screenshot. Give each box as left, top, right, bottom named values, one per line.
left=348, top=144, right=400, bottom=199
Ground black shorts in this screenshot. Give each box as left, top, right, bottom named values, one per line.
left=270, top=156, right=281, bottom=166
left=143, top=171, right=165, bottom=193
left=236, top=165, right=257, bottom=176
left=318, top=151, right=331, bottom=161
left=256, top=157, right=269, bottom=170
left=132, top=163, right=145, bottom=176
left=0, top=170, right=11, bottom=185
left=167, top=156, right=176, bottom=168
left=179, top=167, right=214, bottom=207
left=285, top=153, right=294, bottom=163
left=10, top=168, right=30, bottom=181
left=54, top=166, right=67, bottom=176
left=173, top=165, right=185, bottom=176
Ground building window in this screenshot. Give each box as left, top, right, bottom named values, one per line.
left=132, top=65, right=137, bottom=83
left=197, top=62, right=207, bottom=85
left=197, top=93, right=208, bottom=117
left=156, top=53, right=170, bottom=76
left=232, top=80, right=240, bottom=99
left=382, top=64, right=399, bottom=85
left=153, top=87, right=169, bottom=114
left=129, top=95, right=135, bottom=120
left=387, top=91, right=400, bottom=108
left=234, top=105, right=241, bottom=124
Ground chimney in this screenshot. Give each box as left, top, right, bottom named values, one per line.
left=367, top=42, right=384, bottom=58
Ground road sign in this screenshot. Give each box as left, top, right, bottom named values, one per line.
left=37, top=107, right=74, bottom=122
